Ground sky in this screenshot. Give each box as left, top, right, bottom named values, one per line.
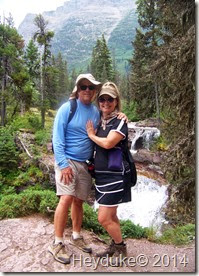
left=0, top=0, right=67, bottom=28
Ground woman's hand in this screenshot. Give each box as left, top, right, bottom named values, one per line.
left=117, top=112, right=128, bottom=123
left=86, top=120, right=96, bottom=138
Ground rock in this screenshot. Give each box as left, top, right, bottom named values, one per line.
left=133, top=149, right=162, bottom=165
left=134, top=118, right=161, bottom=128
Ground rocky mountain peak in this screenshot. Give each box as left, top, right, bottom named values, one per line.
left=18, top=0, right=138, bottom=72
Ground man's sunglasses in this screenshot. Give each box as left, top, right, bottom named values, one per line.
left=98, top=97, right=115, bottom=103
left=80, top=85, right=95, bottom=91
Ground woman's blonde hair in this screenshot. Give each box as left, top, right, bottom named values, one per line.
left=96, top=81, right=122, bottom=112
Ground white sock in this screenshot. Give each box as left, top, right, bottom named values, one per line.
left=72, top=231, right=81, bottom=239
left=54, top=236, right=64, bottom=244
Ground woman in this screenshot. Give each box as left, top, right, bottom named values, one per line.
left=86, top=82, right=131, bottom=261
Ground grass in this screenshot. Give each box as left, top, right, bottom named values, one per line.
left=156, top=224, right=195, bottom=246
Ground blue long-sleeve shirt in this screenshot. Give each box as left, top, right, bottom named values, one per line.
left=53, top=99, right=100, bottom=169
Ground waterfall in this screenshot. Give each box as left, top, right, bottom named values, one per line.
left=117, top=175, right=169, bottom=231
left=128, top=122, right=160, bottom=153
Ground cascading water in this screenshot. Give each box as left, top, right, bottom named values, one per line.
left=128, top=122, right=160, bottom=153
left=117, top=176, right=168, bottom=230
left=94, top=122, right=169, bottom=233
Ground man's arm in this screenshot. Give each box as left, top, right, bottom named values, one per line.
left=53, top=102, right=74, bottom=184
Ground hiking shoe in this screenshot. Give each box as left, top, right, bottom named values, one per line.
left=96, top=240, right=127, bottom=258
left=48, top=242, right=71, bottom=264
left=69, top=235, right=92, bottom=253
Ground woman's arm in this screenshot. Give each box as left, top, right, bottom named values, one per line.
left=86, top=120, right=124, bottom=149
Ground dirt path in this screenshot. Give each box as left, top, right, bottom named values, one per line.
left=0, top=214, right=195, bottom=273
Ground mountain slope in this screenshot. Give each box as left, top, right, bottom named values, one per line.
left=18, top=0, right=138, bottom=72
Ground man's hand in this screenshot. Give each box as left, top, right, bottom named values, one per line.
left=117, top=112, right=128, bottom=123
left=60, top=167, right=74, bottom=185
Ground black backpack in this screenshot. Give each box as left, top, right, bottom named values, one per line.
left=52, top=99, right=77, bottom=153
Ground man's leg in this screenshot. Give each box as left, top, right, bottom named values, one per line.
left=71, top=197, right=83, bottom=233
left=54, top=195, right=73, bottom=238
left=69, top=197, right=92, bottom=253
left=48, top=194, right=73, bottom=264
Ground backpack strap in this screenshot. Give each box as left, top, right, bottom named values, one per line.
left=123, top=135, right=137, bottom=187
left=67, top=98, right=77, bottom=124
left=52, top=99, right=77, bottom=153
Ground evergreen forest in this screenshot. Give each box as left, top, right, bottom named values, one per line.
left=0, top=0, right=195, bottom=243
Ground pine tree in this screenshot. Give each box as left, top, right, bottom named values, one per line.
left=90, top=35, right=114, bottom=82
left=24, top=39, right=40, bottom=86
left=33, top=14, right=54, bottom=128
left=47, top=53, right=69, bottom=109
left=0, top=22, right=26, bottom=125
left=56, top=53, right=69, bottom=106
left=130, top=0, right=161, bottom=118
left=151, top=0, right=195, bottom=223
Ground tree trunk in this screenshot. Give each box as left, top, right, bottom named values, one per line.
left=1, top=74, right=6, bottom=126
left=40, top=50, right=45, bottom=128
left=154, top=72, right=160, bottom=124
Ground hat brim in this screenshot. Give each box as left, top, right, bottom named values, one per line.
left=98, top=91, right=117, bottom=98
left=72, top=77, right=101, bottom=94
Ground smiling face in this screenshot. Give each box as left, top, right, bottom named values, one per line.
left=98, top=94, right=118, bottom=117
left=78, top=79, right=96, bottom=105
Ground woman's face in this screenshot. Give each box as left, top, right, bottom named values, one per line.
left=98, top=94, right=118, bottom=116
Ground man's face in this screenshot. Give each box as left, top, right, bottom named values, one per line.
left=78, top=80, right=96, bottom=105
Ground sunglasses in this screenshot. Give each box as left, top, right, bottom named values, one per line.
left=98, top=97, right=115, bottom=103
left=80, top=85, right=95, bottom=91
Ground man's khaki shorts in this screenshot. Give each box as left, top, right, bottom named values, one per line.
left=55, top=159, right=92, bottom=201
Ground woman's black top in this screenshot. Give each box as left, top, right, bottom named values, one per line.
left=94, top=116, right=132, bottom=206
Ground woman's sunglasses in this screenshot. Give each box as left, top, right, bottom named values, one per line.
left=80, top=85, right=95, bottom=91
left=98, top=97, right=115, bottom=103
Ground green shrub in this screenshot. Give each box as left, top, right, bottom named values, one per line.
left=27, top=115, right=42, bottom=130
left=13, top=172, right=30, bottom=187
left=0, top=127, right=20, bottom=173
left=122, top=100, right=140, bottom=122
left=157, top=224, right=195, bottom=245
left=35, top=129, right=51, bottom=146
left=27, top=166, right=43, bottom=178
left=13, top=166, right=44, bottom=187
left=151, top=135, right=169, bottom=152
left=11, top=113, right=41, bottom=132
left=0, top=189, right=58, bottom=219
left=120, top=220, right=147, bottom=239
left=38, top=190, right=59, bottom=214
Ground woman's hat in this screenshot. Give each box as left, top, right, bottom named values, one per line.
left=70, top=73, right=102, bottom=99
left=98, top=81, right=120, bottom=99
left=98, top=87, right=117, bottom=98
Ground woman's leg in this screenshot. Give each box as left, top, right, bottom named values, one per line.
left=98, top=205, right=122, bottom=243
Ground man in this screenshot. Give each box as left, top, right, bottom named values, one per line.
left=48, top=74, right=101, bottom=264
